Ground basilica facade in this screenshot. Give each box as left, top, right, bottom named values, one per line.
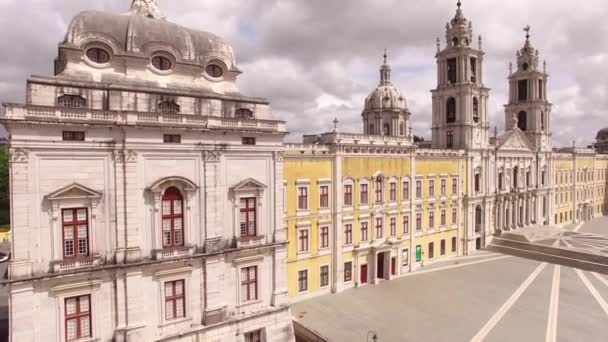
left=283, top=2, right=608, bottom=301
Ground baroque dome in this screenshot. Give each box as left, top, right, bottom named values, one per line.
left=597, top=128, right=608, bottom=141
left=63, top=0, right=237, bottom=72
left=364, top=53, right=408, bottom=112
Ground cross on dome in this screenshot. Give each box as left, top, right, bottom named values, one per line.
left=524, top=25, right=531, bottom=41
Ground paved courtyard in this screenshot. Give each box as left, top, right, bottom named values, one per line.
left=293, top=217, right=608, bottom=342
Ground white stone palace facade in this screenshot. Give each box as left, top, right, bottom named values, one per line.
left=1, top=1, right=293, bottom=341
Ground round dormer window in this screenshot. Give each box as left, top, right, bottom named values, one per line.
left=206, top=64, right=224, bottom=78
left=86, top=48, right=111, bottom=64
left=152, top=56, right=172, bottom=71
left=522, top=62, right=529, bottom=71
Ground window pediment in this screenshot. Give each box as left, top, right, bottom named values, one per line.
left=148, top=176, right=198, bottom=193
left=231, top=178, right=267, bottom=192
left=46, top=183, right=102, bottom=202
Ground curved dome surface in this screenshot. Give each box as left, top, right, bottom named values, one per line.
left=364, top=85, right=407, bottom=111
left=597, top=128, right=608, bottom=141
left=63, top=9, right=236, bottom=71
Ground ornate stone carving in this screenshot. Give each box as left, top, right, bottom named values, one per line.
left=130, top=0, right=164, bottom=19
left=273, top=151, right=285, bottom=162
left=204, top=150, right=222, bottom=162
left=10, top=148, right=29, bottom=163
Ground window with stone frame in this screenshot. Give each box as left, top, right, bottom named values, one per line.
left=162, top=187, right=184, bottom=248
left=416, top=213, right=422, bottom=231
left=429, top=211, right=435, bottom=229
left=473, top=97, right=480, bottom=123
left=403, top=215, right=409, bottom=234
left=441, top=209, right=446, bottom=227
left=416, top=180, right=422, bottom=199
left=360, top=183, right=369, bottom=205
left=62, top=208, right=89, bottom=259
left=446, top=97, right=456, bottom=123
left=319, top=185, right=329, bottom=209
left=344, top=224, right=353, bottom=245
left=375, top=218, right=383, bottom=239
left=452, top=208, right=457, bottom=225
left=375, top=177, right=384, bottom=204
left=389, top=182, right=397, bottom=202
left=402, top=180, right=410, bottom=201
left=447, top=131, right=454, bottom=148
left=452, top=177, right=458, bottom=195
left=441, top=179, right=447, bottom=197
left=298, top=228, right=309, bottom=252
left=452, top=237, right=457, bottom=253
left=58, top=95, right=86, bottom=108
left=320, top=226, right=329, bottom=249
left=235, top=108, right=254, bottom=119
left=320, top=265, right=329, bottom=287
left=428, top=242, right=435, bottom=259
left=241, top=266, right=258, bottom=301
left=344, top=262, right=353, bottom=282
left=158, top=101, right=180, bottom=113
left=390, top=217, right=396, bottom=237
left=245, top=330, right=263, bottom=342
left=343, top=184, right=353, bottom=206
left=239, top=197, right=257, bottom=237
left=65, top=295, right=92, bottom=341
left=429, top=180, right=435, bottom=198
left=361, top=222, right=369, bottom=242
left=164, top=280, right=186, bottom=321
left=298, top=270, right=308, bottom=292
left=63, top=131, right=85, bottom=141
left=297, top=187, right=308, bottom=210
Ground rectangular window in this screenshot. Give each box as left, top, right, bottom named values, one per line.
left=429, top=211, right=435, bottom=229
left=242, top=137, right=256, bottom=145
left=416, top=213, right=422, bottom=231
left=429, top=180, right=435, bottom=198
left=403, top=181, right=410, bottom=201
left=320, top=226, right=329, bottom=249
left=375, top=218, right=383, bottom=239
left=429, top=242, right=435, bottom=259
left=344, top=262, right=352, bottom=282
left=375, top=178, right=383, bottom=203
left=441, top=239, right=446, bottom=256
left=320, top=265, right=329, bottom=287
left=390, top=217, right=396, bottom=237
left=452, top=237, right=457, bottom=253
left=452, top=178, right=458, bottom=195
left=163, top=134, right=181, bottom=144
left=499, top=173, right=504, bottom=190
left=361, top=222, right=369, bottom=242
left=360, top=184, right=369, bottom=205
left=475, top=173, right=481, bottom=193
left=62, top=208, right=89, bottom=259
left=518, top=79, right=528, bottom=101
left=389, top=182, right=397, bottom=202
left=298, top=229, right=309, bottom=252
left=344, top=224, right=353, bottom=245
left=62, top=131, right=85, bottom=142
left=344, top=184, right=353, bottom=206
left=416, top=180, right=422, bottom=199
left=470, top=57, right=477, bottom=82
left=297, top=187, right=308, bottom=210
left=65, top=295, right=91, bottom=341
left=538, top=79, right=543, bottom=100
left=452, top=208, right=457, bottom=225
left=441, top=179, right=447, bottom=197
left=298, top=270, right=308, bottom=292
left=245, top=330, right=262, bottom=342
left=403, top=215, right=409, bottom=234
left=165, top=280, right=186, bottom=321
left=320, top=185, right=329, bottom=209
left=241, top=266, right=258, bottom=301
left=240, top=198, right=257, bottom=237
left=441, top=210, right=446, bottom=226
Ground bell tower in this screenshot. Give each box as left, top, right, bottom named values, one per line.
left=505, top=26, right=552, bottom=152
left=431, top=1, right=490, bottom=150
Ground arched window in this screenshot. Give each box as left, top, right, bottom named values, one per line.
left=475, top=205, right=482, bottom=232
left=235, top=108, right=254, bottom=119
left=369, top=124, right=375, bottom=135
left=162, top=187, right=184, bottom=248
left=158, top=101, right=180, bottom=114
left=58, top=95, right=86, bottom=108
left=383, top=123, right=390, bottom=136
left=446, top=98, right=456, bottom=123
left=474, top=172, right=481, bottom=193
left=399, top=123, right=405, bottom=136
left=517, top=111, right=527, bottom=131
left=473, top=97, right=480, bottom=123
left=152, top=56, right=172, bottom=71
left=86, top=48, right=110, bottom=64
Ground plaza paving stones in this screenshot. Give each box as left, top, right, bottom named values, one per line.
left=293, top=218, right=608, bottom=342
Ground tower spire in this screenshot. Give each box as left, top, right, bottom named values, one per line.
left=524, top=25, right=531, bottom=42
left=457, top=0, right=462, bottom=9
left=379, top=49, right=391, bottom=86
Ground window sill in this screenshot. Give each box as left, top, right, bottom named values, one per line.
left=237, top=235, right=265, bottom=249
left=237, top=299, right=263, bottom=309
left=359, top=205, right=370, bottom=210
left=158, top=317, right=192, bottom=329
left=51, top=255, right=102, bottom=273
left=152, top=245, right=195, bottom=261
left=296, top=210, right=310, bottom=217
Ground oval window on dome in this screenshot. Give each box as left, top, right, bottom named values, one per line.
left=206, top=64, right=224, bottom=78
left=86, top=48, right=110, bottom=64
left=152, top=56, right=172, bottom=71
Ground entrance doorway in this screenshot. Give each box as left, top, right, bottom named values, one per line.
left=377, top=252, right=385, bottom=279
left=360, top=264, right=368, bottom=284
left=476, top=238, right=482, bottom=250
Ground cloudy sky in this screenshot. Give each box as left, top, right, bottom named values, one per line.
left=0, top=0, right=606, bottom=146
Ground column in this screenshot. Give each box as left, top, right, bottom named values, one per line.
left=203, top=151, right=223, bottom=252
left=9, top=284, right=35, bottom=342
left=272, top=152, right=288, bottom=306
left=8, top=148, right=32, bottom=278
